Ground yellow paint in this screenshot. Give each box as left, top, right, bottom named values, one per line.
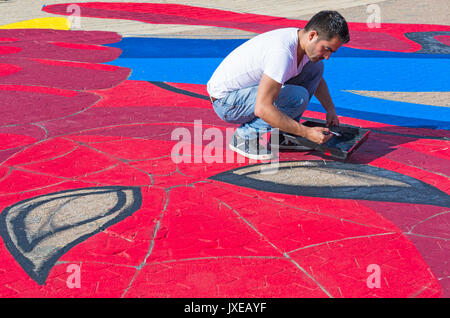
left=0, top=17, right=70, bottom=30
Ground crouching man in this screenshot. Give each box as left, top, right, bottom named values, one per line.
left=207, top=10, right=350, bottom=160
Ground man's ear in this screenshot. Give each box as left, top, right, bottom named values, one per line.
left=308, top=30, right=319, bottom=42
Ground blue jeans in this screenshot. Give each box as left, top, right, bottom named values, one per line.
left=212, top=61, right=324, bottom=139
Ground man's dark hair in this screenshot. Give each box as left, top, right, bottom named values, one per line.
left=304, top=10, right=350, bottom=43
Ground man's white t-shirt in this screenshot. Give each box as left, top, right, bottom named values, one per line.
left=207, top=28, right=309, bottom=99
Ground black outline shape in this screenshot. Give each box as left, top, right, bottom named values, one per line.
left=149, top=81, right=210, bottom=101
left=0, top=186, right=142, bottom=285
left=405, top=31, right=450, bottom=54
left=208, top=160, right=450, bottom=207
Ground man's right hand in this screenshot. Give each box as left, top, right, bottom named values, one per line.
left=304, top=126, right=332, bottom=144
left=254, top=75, right=332, bottom=145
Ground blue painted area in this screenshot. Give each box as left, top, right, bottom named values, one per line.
left=106, top=37, right=246, bottom=58
left=325, top=57, right=449, bottom=92
left=105, top=38, right=450, bottom=129
left=105, top=57, right=221, bottom=84
left=335, top=47, right=450, bottom=59
left=106, top=37, right=450, bottom=59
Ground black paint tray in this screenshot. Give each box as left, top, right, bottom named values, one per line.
left=283, top=119, right=370, bottom=160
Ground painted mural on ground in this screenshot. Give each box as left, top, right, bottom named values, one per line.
left=0, top=3, right=448, bottom=297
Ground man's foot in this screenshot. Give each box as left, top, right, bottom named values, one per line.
left=270, top=131, right=314, bottom=151
left=229, top=131, right=274, bottom=160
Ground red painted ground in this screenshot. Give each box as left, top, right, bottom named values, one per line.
left=0, top=3, right=449, bottom=298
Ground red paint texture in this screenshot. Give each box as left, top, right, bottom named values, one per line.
left=0, top=29, right=129, bottom=161
left=0, top=134, right=37, bottom=151
left=0, top=29, right=121, bottom=45
left=0, top=131, right=445, bottom=297
left=0, top=5, right=448, bottom=298
left=435, top=35, right=450, bottom=46
left=0, top=85, right=99, bottom=126
left=0, top=63, right=21, bottom=77
left=0, top=57, right=129, bottom=90
left=0, top=38, right=18, bottom=42
left=0, top=41, right=120, bottom=62
left=88, top=81, right=212, bottom=109
left=1, top=76, right=448, bottom=297
left=0, top=46, right=22, bottom=55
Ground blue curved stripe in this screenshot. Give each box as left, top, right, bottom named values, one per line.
left=106, top=37, right=450, bottom=59
left=105, top=57, right=220, bottom=84
left=106, top=37, right=246, bottom=58
left=105, top=37, right=450, bottom=129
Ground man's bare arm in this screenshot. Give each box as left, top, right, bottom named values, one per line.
left=254, top=74, right=331, bottom=144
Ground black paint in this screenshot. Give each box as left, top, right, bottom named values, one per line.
left=149, top=81, right=210, bottom=101
left=208, top=161, right=450, bottom=208
left=405, top=31, right=450, bottom=54
left=0, top=186, right=142, bottom=285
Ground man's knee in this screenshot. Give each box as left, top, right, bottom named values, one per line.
left=292, top=86, right=309, bottom=117
left=294, top=86, right=309, bottom=106
left=278, top=85, right=309, bottom=103
left=275, top=85, right=309, bottom=118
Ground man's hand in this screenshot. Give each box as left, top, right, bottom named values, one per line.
left=326, top=109, right=339, bottom=127
left=305, top=126, right=332, bottom=144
